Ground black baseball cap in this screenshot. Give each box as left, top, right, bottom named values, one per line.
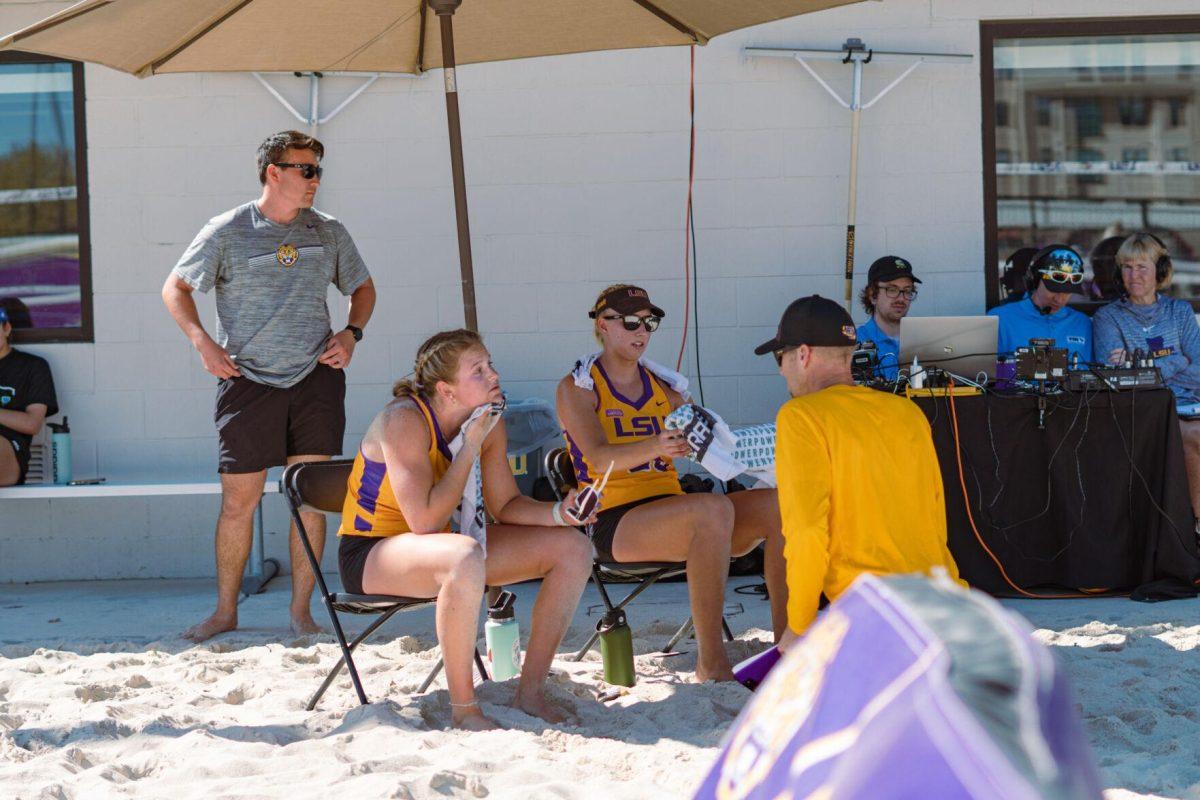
left=588, top=285, right=665, bottom=319
left=867, top=255, right=921, bottom=285
left=754, top=295, right=858, bottom=355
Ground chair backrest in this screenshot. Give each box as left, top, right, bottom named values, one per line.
left=543, top=447, right=577, bottom=500
left=283, top=458, right=355, bottom=514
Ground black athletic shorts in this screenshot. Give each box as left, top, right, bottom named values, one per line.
left=586, top=493, right=676, bottom=563
left=338, top=534, right=385, bottom=595
left=2, top=434, right=29, bottom=485
left=214, top=364, right=346, bottom=473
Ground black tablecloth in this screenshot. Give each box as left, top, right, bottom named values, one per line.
left=912, top=388, right=1200, bottom=596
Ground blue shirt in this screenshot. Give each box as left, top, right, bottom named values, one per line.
left=1093, top=295, right=1200, bottom=405
left=987, top=296, right=1093, bottom=363
left=856, top=317, right=900, bottom=380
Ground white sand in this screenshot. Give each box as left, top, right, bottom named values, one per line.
left=1, top=578, right=1198, bottom=799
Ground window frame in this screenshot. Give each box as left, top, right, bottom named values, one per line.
left=980, top=15, right=1200, bottom=310
left=0, top=50, right=92, bottom=344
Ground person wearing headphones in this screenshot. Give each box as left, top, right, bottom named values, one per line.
left=998, top=246, right=1038, bottom=305
left=1093, top=233, right=1200, bottom=518
left=855, top=255, right=920, bottom=380
left=987, top=244, right=1093, bottom=363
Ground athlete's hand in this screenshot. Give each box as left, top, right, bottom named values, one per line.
left=655, top=430, right=691, bottom=460
left=463, top=407, right=501, bottom=453
left=561, top=486, right=600, bottom=525
left=1107, top=347, right=1127, bottom=366
left=776, top=627, right=800, bottom=655
left=196, top=336, right=241, bottom=379
left=319, top=330, right=356, bottom=370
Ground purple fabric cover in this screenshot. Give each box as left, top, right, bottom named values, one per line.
left=695, top=574, right=1102, bottom=800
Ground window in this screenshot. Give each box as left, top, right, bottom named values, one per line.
left=983, top=19, right=1200, bottom=306
left=0, top=53, right=91, bottom=342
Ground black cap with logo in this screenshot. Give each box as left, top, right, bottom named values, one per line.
left=753, top=295, right=858, bottom=355
left=867, top=255, right=921, bottom=285
left=588, top=285, right=666, bottom=319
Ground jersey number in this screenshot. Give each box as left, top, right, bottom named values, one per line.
left=630, top=457, right=670, bottom=473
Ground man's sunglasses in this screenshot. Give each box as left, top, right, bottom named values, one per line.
left=1038, top=269, right=1084, bottom=285
left=273, top=162, right=323, bottom=180
left=601, top=314, right=661, bottom=332
left=773, top=346, right=798, bottom=367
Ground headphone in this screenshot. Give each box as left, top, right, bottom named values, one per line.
left=1022, top=244, right=1089, bottom=311
left=1114, top=232, right=1172, bottom=297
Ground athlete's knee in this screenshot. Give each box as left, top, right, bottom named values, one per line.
left=443, top=538, right=486, bottom=586
left=556, top=529, right=595, bottom=576
left=690, top=493, right=735, bottom=537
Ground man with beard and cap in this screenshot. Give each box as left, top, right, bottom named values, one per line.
left=756, top=295, right=964, bottom=651
left=988, top=244, right=1093, bottom=363
left=856, top=255, right=921, bottom=380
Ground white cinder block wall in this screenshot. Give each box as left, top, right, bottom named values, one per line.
left=4, top=0, right=1194, bottom=581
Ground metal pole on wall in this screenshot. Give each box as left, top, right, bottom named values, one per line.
left=745, top=40, right=973, bottom=312
left=430, top=0, right=479, bottom=331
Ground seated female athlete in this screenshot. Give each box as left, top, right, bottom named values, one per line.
left=339, top=329, right=594, bottom=730
left=556, top=285, right=786, bottom=683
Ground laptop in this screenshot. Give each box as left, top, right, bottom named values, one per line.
left=898, top=316, right=1000, bottom=380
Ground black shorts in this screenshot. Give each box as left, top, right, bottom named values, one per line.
left=214, top=364, right=346, bottom=473
left=587, top=494, right=676, bottom=563
left=338, top=534, right=385, bottom=595
left=2, top=435, right=29, bottom=485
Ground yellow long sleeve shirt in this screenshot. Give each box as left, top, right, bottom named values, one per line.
left=775, top=384, right=964, bottom=634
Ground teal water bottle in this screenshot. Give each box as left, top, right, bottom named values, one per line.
left=597, top=609, right=635, bottom=687
left=48, top=417, right=71, bottom=485
left=484, top=590, right=521, bottom=680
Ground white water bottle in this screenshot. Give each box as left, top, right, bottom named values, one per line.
left=484, top=591, right=521, bottom=680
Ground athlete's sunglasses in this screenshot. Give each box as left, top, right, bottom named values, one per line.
left=773, top=346, right=798, bottom=367
left=1038, top=269, right=1084, bottom=285
left=273, top=162, right=323, bottom=180
left=601, top=314, right=661, bottom=332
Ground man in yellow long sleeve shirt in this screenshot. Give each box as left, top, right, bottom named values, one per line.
left=754, top=295, right=964, bottom=651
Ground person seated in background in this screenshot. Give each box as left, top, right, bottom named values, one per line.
left=855, top=256, right=921, bottom=380
left=340, top=329, right=595, bottom=729
left=999, top=247, right=1038, bottom=304
left=1093, top=232, right=1200, bottom=520
left=1087, top=235, right=1126, bottom=301
left=988, top=244, right=1093, bottom=364
left=0, top=301, right=59, bottom=486
left=757, top=295, right=964, bottom=651
left=557, top=284, right=788, bottom=681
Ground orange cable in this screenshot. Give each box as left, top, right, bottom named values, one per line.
left=946, top=380, right=1099, bottom=599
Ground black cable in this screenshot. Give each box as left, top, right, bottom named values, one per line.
left=690, top=176, right=704, bottom=407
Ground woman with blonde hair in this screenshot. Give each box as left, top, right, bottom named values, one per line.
left=339, top=329, right=594, bottom=730
left=1094, top=232, right=1200, bottom=517
left=556, top=285, right=786, bottom=683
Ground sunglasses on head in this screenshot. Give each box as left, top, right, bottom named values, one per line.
left=273, top=162, right=323, bottom=180
left=1038, top=268, right=1084, bottom=285
left=602, top=313, right=661, bottom=332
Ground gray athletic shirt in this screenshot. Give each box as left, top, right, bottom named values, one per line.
left=173, top=201, right=370, bottom=388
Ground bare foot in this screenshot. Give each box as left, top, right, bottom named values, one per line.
left=451, top=704, right=502, bottom=731
left=514, top=688, right=577, bottom=725
left=289, top=612, right=326, bottom=637
left=182, top=612, right=237, bottom=643
left=694, top=661, right=737, bottom=683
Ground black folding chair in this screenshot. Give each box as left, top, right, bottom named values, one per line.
left=282, top=459, right=488, bottom=710
left=543, top=448, right=733, bottom=661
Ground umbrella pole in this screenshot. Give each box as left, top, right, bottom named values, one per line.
left=430, top=0, right=478, bottom=331
left=843, top=52, right=863, bottom=311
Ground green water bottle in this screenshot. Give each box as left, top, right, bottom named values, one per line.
left=597, top=609, right=635, bottom=687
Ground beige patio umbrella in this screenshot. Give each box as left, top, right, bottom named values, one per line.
left=1, top=0, right=867, bottom=329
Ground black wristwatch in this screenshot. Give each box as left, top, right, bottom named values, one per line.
left=343, top=325, right=363, bottom=342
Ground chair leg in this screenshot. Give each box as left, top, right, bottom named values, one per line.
left=664, top=617, right=693, bottom=653
left=307, top=605, right=404, bottom=711
left=573, top=568, right=673, bottom=661
left=418, top=647, right=491, bottom=694
left=722, top=617, right=734, bottom=642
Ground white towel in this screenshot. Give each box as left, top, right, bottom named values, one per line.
left=570, top=352, right=691, bottom=401
left=664, top=404, right=777, bottom=487
left=446, top=404, right=493, bottom=555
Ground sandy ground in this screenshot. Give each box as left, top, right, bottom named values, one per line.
left=0, top=575, right=1198, bottom=799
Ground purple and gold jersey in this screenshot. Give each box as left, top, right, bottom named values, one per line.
left=338, top=396, right=451, bottom=538
left=564, top=361, right=682, bottom=509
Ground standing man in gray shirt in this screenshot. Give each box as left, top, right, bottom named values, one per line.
left=163, top=130, right=376, bottom=642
